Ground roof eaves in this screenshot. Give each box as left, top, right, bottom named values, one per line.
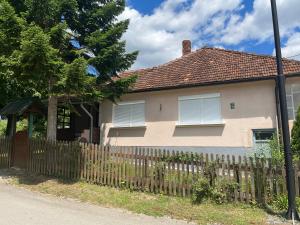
left=129, top=72, right=300, bottom=93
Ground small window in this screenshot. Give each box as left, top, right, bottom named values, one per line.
left=57, top=107, right=71, bottom=129
left=178, top=93, right=222, bottom=125
left=113, top=101, right=145, bottom=127
left=253, top=130, right=275, bottom=143
left=253, top=129, right=275, bottom=153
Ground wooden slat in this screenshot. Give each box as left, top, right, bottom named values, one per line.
left=244, top=156, right=250, bottom=204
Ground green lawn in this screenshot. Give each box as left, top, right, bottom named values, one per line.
left=4, top=171, right=269, bottom=225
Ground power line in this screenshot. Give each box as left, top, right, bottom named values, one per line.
left=286, top=53, right=300, bottom=59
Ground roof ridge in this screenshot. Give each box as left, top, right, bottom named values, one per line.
left=126, top=47, right=300, bottom=75
left=202, top=47, right=300, bottom=63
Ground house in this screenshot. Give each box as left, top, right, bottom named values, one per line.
left=98, top=40, right=300, bottom=155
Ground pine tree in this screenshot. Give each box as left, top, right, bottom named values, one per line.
left=292, top=106, right=300, bottom=157
left=0, top=0, right=138, bottom=140
left=0, top=0, right=26, bottom=108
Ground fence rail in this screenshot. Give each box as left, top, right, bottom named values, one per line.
left=26, top=139, right=300, bottom=203
left=0, top=137, right=11, bottom=168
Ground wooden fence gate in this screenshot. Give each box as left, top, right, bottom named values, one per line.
left=11, top=131, right=30, bottom=168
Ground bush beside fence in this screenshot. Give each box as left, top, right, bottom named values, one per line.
left=26, top=139, right=300, bottom=203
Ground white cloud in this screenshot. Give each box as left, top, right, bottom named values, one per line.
left=120, top=0, right=242, bottom=69
left=121, top=0, right=300, bottom=69
left=282, top=33, right=300, bottom=60
left=220, top=0, right=300, bottom=45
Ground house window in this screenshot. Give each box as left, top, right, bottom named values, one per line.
left=178, top=93, right=222, bottom=125
left=253, top=129, right=275, bottom=152
left=286, top=84, right=300, bottom=120
left=113, top=101, right=145, bottom=127
left=57, top=107, right=71, bottom=129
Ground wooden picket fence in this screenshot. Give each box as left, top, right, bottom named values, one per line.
left=26, top=139, right=300, bottom=203
left=0, top=137, right=11, bottom=168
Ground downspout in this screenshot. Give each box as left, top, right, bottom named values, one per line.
left=275, top=85, right=282, bottom=135
left=80, top=104, right=93, bottom=143
left=275, top=85, right=284, bottom=144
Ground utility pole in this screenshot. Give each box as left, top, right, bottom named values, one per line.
left=270, top=0, right=299, bottom=220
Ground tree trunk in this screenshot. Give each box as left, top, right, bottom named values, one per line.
left=5, top=115, right=12, bottom=137
left=47, top=95, right=57, bottom=141
left=5, top=115, right=16, bottom=138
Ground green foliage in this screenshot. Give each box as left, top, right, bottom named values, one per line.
left=191, top=177, right=238, bottom=205
left=16, top=118, right=27, bottom=132
left=272, top=195, right=289, bottom=211
left=14, top=25, right=64, bottom=96
left=0, top=0, right=24, bottom=56
left=247, top=134, right=285, bottom=165
left=0, top=0, right=138, bottom=111
left=292, top=106, right=300, bottom=157
left=32, top=116, right=47, bottom=138
left=214, top=178, right=239, bottom=204
left=0, top=0, right=28, bottom=108
left=162, top=152, right=204, bottom=163
left=271, top=195, right=300, bottom=211
left=0, top=120, right=7, bottom=135
left=192, top=177, right=212, bottom=204
left=268, top=134, right=285, bottom=166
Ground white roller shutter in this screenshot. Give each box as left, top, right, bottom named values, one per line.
left=113, top=101, right=145, bottom=127
left=178, top=93, right=222, bottom=125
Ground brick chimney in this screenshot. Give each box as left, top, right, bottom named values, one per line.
left=182, top=40, right=191, bottom=56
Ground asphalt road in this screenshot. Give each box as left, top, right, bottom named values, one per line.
left=0, top=183, right=193, bottom=225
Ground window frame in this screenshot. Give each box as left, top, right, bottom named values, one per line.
left=252, top=129, right=276, bottom=144
left=112, top=100, right=146, bottom=128
left=286, top=84, right=300, bottom=120
left=57, top=107, right=71, bottom=129
left=177, top=93, right=223, bottom=126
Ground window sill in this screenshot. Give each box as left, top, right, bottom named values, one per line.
left=175, top=122, right=225, bottom=127
left=112, top=125, right=146, bottom=129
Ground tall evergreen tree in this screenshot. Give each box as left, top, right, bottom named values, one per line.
left=0, top=0, right=26, bottom=108
left=0, top=0, right=138, bottom=140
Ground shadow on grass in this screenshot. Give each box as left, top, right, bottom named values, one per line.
left=0, top=168, right=81, bottom=186
left=260, top=202, right=297, bottom=223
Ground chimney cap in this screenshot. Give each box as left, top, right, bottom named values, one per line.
left=182, top=40, right=192, bottom=56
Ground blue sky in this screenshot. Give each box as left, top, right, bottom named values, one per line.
left=122, top=0, right=300, bottom=69
left=127, top=0, right=163, bottom=15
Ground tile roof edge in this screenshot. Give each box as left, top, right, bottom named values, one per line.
left=127, top=72, right=300, bottom=93
left=121, top=47, right=300, bottom=76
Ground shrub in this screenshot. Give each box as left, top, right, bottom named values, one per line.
left=272, top=195, right=288, bottom=211
left=210, top=188, right=226, bottom=204
left=215, top=179, right=238, bottom=203
left=268, top=134, right=284, bottom=165
left=292, top=106, right=300, bottom=157
left=192, top=177, right=238, bottom=204
left=191, top=177, right=212, bottom=204
left=271, top=195, right=300, bottom=211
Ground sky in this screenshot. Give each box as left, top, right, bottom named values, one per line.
left=120, top=0, right=300, bottom=70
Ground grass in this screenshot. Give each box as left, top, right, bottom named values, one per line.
left=3, top=170, right=269, bottom=225
left=0, top=120, right=7, bottom=136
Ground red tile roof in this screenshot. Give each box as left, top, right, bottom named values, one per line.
left=120, top=47, right=300, bottom=92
